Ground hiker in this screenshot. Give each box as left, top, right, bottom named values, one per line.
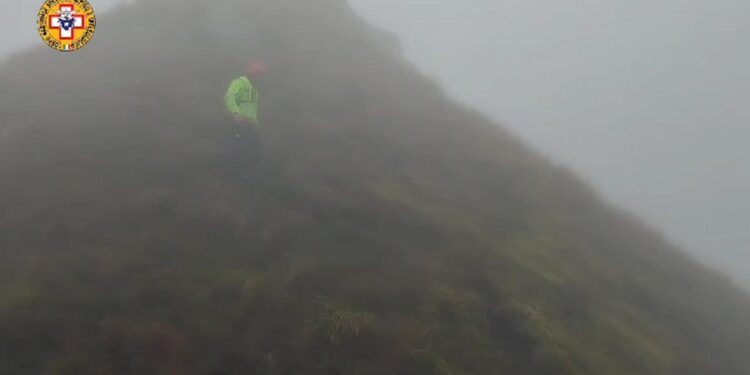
left=224, top=60, right=267, bottom=181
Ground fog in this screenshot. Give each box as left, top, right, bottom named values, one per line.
left=4, top=0, right=749, bottom=289
left=2, top=0, right=750, bottom=371
left=348, top=0, right=750, bottom=290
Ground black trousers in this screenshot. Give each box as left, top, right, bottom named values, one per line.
left=226, top=120, right=262, bottom=181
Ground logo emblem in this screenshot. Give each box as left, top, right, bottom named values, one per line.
left=37, top=0, right=96, bottom=52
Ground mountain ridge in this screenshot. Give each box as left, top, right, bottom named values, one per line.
left=1, top=0, right=749, bottom=374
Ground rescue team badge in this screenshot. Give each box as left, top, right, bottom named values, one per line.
left=37, top=0, right=96, bottom=52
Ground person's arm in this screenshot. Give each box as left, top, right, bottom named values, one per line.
left=224, top=80, right=241, bottom=117
left=249, top=81, right=260, bottom=125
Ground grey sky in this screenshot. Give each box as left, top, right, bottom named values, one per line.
left=349, top=0, right=750, bottom=289
left=4, top=0, right=749, bottom=288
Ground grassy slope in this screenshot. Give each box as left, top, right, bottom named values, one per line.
left=1, top=0, right=749, bottom=374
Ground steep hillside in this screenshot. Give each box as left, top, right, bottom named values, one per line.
left=1, top=0, right=749, bottom=374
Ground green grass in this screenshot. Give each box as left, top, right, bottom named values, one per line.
left=0, top=0, right=749, bottom=374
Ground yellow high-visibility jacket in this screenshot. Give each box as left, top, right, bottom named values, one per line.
left=224, top=76, right=259, bottom=124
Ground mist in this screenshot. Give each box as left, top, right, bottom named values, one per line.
left=5, top=1, right=749, bottom=288
left=2, top=0, right=750, bottom=372
left=348, top=0, right=750, bottom=289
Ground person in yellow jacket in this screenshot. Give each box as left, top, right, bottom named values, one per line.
left=224, top=60, right=267, bottom=181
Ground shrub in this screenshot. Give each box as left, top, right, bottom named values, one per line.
left=306, top=297, right=377, bottom=345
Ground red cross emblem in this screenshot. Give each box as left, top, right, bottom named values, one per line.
left=49, top=4, right=85, bottom=40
